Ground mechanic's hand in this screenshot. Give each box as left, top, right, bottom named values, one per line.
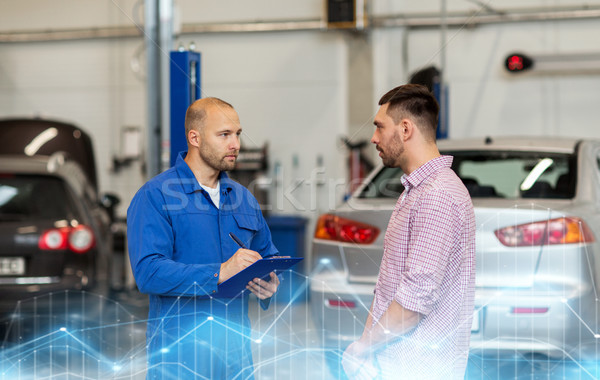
left=218, top=248, right=262, bottom=284
left=246, top=272, right=280, bottom=299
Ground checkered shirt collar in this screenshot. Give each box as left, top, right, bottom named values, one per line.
left=400, top=155, right=454, bottom=190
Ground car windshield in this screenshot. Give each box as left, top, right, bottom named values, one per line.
left=0, top=175, right=79, bottom=221
left=359, top=151, right=576, bottom=199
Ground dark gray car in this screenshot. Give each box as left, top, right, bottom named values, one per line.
left=0, top=119, right=116, bottom=312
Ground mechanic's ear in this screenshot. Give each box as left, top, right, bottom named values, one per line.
left=188, top=128, right=201, bottom=148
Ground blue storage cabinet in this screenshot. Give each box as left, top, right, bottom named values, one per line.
left=265, top=216, right=308, bottom=304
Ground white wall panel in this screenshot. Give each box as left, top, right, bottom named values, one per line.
left=0, top=27, right=349, bottom=217
left=176, top=31, right=349, bottom=215
left=391, top=19, right=600, bottom=140
left=177, top=0, right=323, bottom=24
left=0, top=0, right=323, bottom=33
left=0, top=0, right=141, bottom=32
left=0, top=38, right=148, bottom=216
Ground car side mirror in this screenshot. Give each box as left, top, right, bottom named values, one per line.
left=100, top=193, right=121, bottom=221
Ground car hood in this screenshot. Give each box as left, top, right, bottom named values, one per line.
left=0, top=118, right=98, bottom=191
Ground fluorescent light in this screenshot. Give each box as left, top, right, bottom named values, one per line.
left=24, top=127, right=58, bottom=156
left=520, top=158, right=554, bottom=191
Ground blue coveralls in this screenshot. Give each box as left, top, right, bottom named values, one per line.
left=127, top=152, right=278, bottom=379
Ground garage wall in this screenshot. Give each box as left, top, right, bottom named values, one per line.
left=0, top=0, right=141, bottom=31
left=0, top=0, right=348, bottom=219
left=0, top=37, right=148, bottom=218
left=371, top=1, right=600, bottom=140
left=177, top=0, right=322, bottom=23
left=2, top=0, right=600, bottom=219
left=177, top=31, right=349, bottom=217
left=400, top=19, right=600, bottom=139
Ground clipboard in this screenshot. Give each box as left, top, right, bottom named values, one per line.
left=216, top=256, right=303, bottom=298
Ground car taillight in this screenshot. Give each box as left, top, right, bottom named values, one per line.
left=511, top=307, right=549, bottom=314
left=314, top=214, right=379, bottom=244
left=38, top=225, right=95, bottom=254
left=327, top=299, right=356, bottom=308
left=68, top=225, right=95, bottom=253
left=494, top=217, right=594, bottom=247
left=39, top=228, right=69, bottom=250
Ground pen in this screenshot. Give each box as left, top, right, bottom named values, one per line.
left=229, top=232, right=247, bottom=249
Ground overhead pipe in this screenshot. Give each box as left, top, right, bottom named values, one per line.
left=181, top=19, right=323, bottom=34
left=373, top=6, right=600, bottom=29
left=0, top=20, right=323, bottom=43
left=0, top=25, right=142, bottom=43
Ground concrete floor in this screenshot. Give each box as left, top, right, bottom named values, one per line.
left=0, top=289, right=331, bottom=380
left=1, top=289, right=600, bottom=379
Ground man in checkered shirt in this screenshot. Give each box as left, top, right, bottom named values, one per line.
left=342, top=84, right=476, bottom=379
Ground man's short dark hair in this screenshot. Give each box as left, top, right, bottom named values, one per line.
left=185, top=97, right=234, bottom=137
left=378, top=84, right=439, bottom=141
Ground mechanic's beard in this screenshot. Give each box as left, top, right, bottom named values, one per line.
left=200, top=145, right=237, bottom=172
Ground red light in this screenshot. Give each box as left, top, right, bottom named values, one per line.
left=508, top=55, right=524, bottom=71
left=39, top=228, right=69, bottom=250
left=38, top=225, right=95, bottom=254
left=511, top=307, right=549, bottom=314
left=314, top=214, right=379, bottom=244
left=504, top=52, right=534, bottom=73
left=324, top=218, right=337, bottom=238
left=495, top=217, right=594, bottom=247
left=68, top=225, right=95, bottom=253
left=340, top=224, right=374, bottom=243
left=327, top=299, right=356, bottom=308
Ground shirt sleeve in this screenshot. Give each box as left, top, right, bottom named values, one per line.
left=127, top=185, right=221, bottom=297
left=394, top=189, right=465, bottom=316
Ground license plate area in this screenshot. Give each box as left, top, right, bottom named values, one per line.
left=0, top=257, right=25, bottom=275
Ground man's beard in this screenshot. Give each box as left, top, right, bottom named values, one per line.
left=380, top=130, right=404, bottom=168
left=199, top=142, right=237, bottom=171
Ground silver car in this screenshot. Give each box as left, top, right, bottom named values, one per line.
left=310, top=136, right=600, bottom=361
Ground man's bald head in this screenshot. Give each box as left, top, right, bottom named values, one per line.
left=184, top=97, right=235, bottom=138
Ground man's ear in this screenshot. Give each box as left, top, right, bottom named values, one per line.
left=188, top=128, right=201, bottom=148
left=400, top=119, right=414, bottom=141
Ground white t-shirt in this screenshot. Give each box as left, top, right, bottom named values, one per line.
left=200, top=181, right=220, bottom=208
